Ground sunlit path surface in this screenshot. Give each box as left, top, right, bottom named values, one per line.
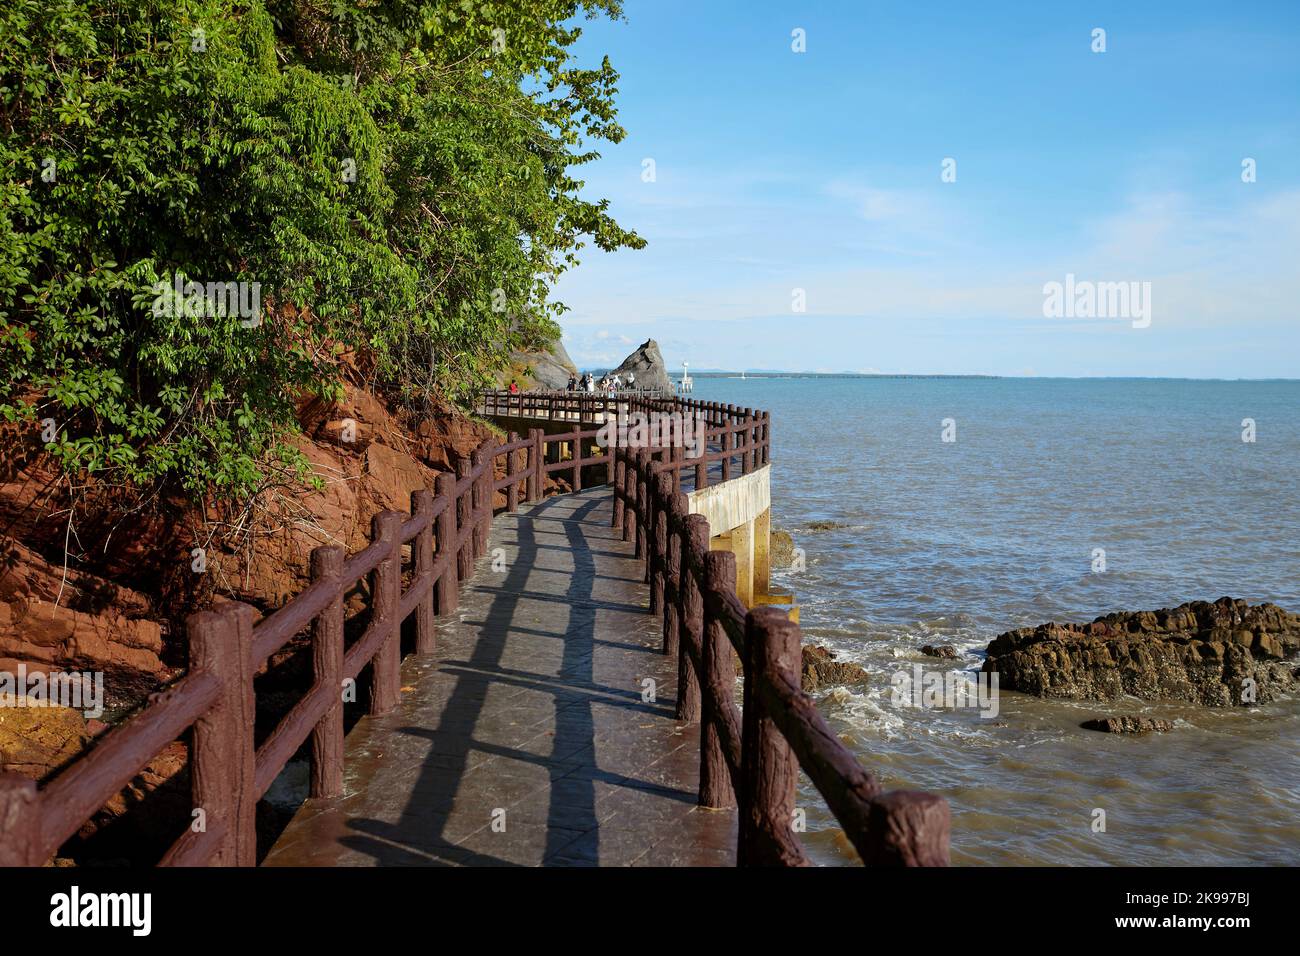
left=265, top=489, right=736, bottom=866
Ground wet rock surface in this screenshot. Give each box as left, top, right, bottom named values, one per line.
left=801, top=645, right=869, bottom=693
left=983, top=597, right=1300, bottom=706
left=921, top=644, right=958, bottom=659
left=1081, top=716, right=1174, bottom=734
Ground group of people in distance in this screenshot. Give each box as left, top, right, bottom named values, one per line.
left=505, top=370, right=637, bottom=397
left=566, top=371, right=634, bottom=396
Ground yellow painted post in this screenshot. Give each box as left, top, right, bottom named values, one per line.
left=753, top=506, right=771, bottom=600
left=732, top=518, right=754, bottom=608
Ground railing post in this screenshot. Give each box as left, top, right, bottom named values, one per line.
left=505, top=432, right=521, bottom=512
left=0, top=773, right=41, bottom=866
left=650, top=474, right=669, bottom=617
left=739, top=607, right=807, bottom=866
left=634, top=450, right=649, bottom=560
left=571, top=434, right=583, bottom=493
left=472, top=443, right=491, bottom=557
left=612, top=448, right=625, bottom=530
left=412, top=489, right=436, bottom=654
left=190, top=602, right=257, bottom=866
left=701, top=549, right=737, bottom=809
left=369, top=510, right=403, bottom=716
left=310, top=545, right=345, bottom=797
left=655, top=475, right=676, bottom=641
left=863, top=792, right=952, bottom=867
left=529, top=428, right=544, bottom=501
left=622, top=448, right=637, bottom=543
left=744, top=408, right=755, bottom=473
left=436, top=471, right=459, bottom=615
left=456, top=455, right=473, bottom=580
left=676, top=512, right=707, bottom=724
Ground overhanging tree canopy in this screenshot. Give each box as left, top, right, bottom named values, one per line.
left=0, top=0, right=643, bottom=499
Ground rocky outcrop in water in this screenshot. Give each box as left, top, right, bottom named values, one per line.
left=983, top=598, right=1300, bottom=706
left=1081, top=716, right=1174, bottom=734
left=921, top=644, right=958, bottom=659
left=801, top=645, right=869, bottom=693
left=770, top=529, right=796, bottom=568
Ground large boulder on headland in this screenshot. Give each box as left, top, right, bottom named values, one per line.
left=508, top=337, right=578, bottom=390
left=983, top=598, right=1300, bottom=706
left=610, top=339, right=674, bottom=392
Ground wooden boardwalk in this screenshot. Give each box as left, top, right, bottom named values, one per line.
left=264, top=488, right=737, bottom=866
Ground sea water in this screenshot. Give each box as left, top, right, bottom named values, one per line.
left=688, top=376, right=1300, bottom=865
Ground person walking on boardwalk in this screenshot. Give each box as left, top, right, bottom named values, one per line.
left=508, top=379, right=519, bottom=395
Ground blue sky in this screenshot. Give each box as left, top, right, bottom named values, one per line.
left=550, top=0, right=1300, bottom=377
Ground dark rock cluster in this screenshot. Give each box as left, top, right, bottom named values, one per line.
left=983, top=597, right=1300, bottom=706
left=1080, top=716, right=1174, bottom=734
left=801, top=645, right=870, bottom=693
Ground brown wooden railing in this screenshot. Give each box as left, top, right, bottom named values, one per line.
left=486, top=389, right=949, bottom=864
left=612, top=422, right=951, bottom=867
left=0, top=390, right=948, bottom=867
left=1, top=426, right=572, bottom=866
left=478, top=387, right=673, bottom=422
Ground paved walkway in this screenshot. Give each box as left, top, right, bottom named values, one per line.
left=265, top=489, right=737, bottom=866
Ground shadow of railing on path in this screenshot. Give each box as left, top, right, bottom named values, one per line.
left=339, top=493, right=678, bottom=865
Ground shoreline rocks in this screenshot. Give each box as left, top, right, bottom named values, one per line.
left=983, top=597, right=1300, bottom=707
left=1081, top=716, right=1174, bottom=735
left=921, top=644, right=958, bottom=659
left=801, top=645, right=869, bottom=693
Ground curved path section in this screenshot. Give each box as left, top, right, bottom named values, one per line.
left=265, top=489, right=737, bottom=866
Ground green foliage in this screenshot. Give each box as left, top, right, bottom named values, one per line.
left=0, top=0, right=641, bottom=500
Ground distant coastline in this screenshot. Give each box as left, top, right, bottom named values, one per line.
left=685, top=371, right=1001, bottom=380
left=587, top=371, right=1297, bottom=382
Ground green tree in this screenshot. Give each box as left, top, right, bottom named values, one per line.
left=0, top=0, right=641, bottom=503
